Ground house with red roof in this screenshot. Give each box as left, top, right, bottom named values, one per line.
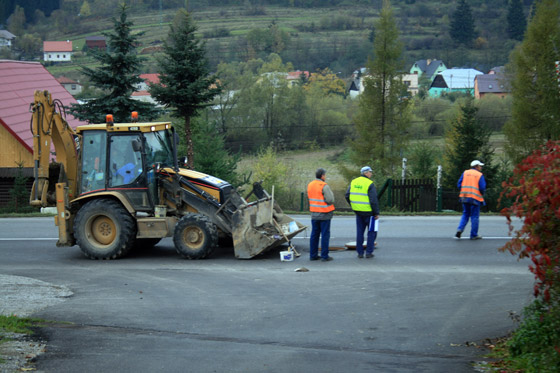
left=0, top=60, right=85, bottom=206
left=43, top=40, right=73, bottom=62
left=132, top=73, right=161, bottom=105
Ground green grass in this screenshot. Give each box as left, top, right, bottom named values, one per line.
left=0, top=315, right=39, bottom=336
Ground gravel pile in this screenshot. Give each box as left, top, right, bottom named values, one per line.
left=0, top=275, right=72, bottom=372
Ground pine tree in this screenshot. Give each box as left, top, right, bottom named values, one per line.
left=149, top=10, right=220, bottom=169
left=504, top=0, right=560, bottom=163
left=69, top=4, right=160, bottom=124
left=449, top=0, right=476, bottom=46
left=507, top=0, right=527, bottom=41
left=443, top=99, right=496, bottom=191
left=191, top=119, right=241, bottom=186
left=349, top=0, right=410, bottom=177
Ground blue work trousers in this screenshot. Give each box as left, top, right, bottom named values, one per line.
left=356, top=215, right=377, bottom=255
left=310, top=219, right=331, bottom=259
left=458, top=203, right=480, bottom=238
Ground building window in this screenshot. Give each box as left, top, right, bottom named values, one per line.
left=57, top=54, right=60, bottom=58
left=71, top=85, right=76, bottom=90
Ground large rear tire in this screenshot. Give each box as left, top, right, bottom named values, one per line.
left=74, top=199, right=137, bottom=259
left=173, top=213, right=217, bottom=259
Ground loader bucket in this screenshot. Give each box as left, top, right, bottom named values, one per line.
left=231, top=199, right=306, bottom=259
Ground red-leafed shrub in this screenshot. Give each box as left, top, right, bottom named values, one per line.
left=499, top=140, right=560, bottom=302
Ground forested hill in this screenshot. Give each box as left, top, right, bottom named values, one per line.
left=1, top=0, right=533, bottom=75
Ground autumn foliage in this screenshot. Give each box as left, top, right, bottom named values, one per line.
left=500, top=140, right=560, bottom=302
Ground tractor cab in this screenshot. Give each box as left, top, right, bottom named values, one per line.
left=76, top=120, right=176, bottom=212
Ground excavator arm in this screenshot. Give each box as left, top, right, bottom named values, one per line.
left=29, top=90, right=79, bottom=247
left=29, top=90, right=79, bottom=207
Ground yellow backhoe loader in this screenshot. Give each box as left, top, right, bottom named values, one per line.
left=29, top=90, right=305, bottom=259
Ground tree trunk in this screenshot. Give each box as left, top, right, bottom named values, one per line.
left=185, top=115, right=194, bottom=169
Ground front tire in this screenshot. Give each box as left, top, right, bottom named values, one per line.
left=74, top=199, right=137, bottom=259
left=173, top=213, right=218, bottom=259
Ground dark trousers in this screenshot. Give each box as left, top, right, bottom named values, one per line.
left=310, top=219, right=331, bottom=259
left=355, top=215, right=377, bottom=255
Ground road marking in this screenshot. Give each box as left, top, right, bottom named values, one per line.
left=0, top=238, right=58, bottom=241
left=455, top=237, right=513, bottom=240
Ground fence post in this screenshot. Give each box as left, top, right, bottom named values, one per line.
left=300, top=191, right=304, bottom=212
left=402, top=158, right=407, bottom=180
left=388, top=178, right=393, bottom=208
left=436, top=165, right=442, bottom=212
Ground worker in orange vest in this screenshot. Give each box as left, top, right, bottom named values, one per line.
left=456, top=160, right=486, bottom=240
left=307, top=168, right=335, bottom=261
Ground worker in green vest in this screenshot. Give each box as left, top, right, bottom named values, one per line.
left=345, top=166, right=380, bottom=258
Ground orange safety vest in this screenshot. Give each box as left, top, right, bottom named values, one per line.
left=459, top=169, right=484, bottom=202
left=307, top=179, right=335, bottom=213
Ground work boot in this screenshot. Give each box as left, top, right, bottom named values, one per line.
left=455, top=231, right=462, bottom=239
left=365, top=253, right=374, bottom=258
left=470, top=235, right=482, bottom=240
left=321, top=257, right=333, bottom=262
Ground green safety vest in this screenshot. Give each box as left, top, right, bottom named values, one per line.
left=349, top=176, right=373, bottom=212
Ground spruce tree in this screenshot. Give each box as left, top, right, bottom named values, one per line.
left=191, top=120, right=241, bottom=186
left=449, top=0, right=476, bottom=46
left=443, top=99, right=496, bottom=191
left=69, top=4, right=160, bottom=124
left=507, top=0, right=527, bottom=41
left=150, top=10, right=220, bottom=169
left=349, top=0, right=410, bottom=177
left=504, top=0, right=560, bottom=163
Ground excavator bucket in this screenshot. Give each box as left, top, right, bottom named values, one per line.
left=231, top=198, right=306, bottom=259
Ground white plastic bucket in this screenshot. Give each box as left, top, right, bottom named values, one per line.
left=280, top=251, right=293, bottom=261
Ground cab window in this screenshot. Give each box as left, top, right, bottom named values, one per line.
left=80, top=131, right=107, bottom=193
left=109, top=135, right=143, bottom=187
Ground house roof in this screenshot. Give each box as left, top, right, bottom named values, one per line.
left=0, top=60, right=85, bottom=154
left=439, top=68, right=483, bottom=89
left=56, top=76, right=80, bottom=85
left=43, top=41, right=73, bottom=52
left=412, top=59, right=445, bottom=77
left=286, top=71, right=310, bottom=80
left=139, top=73, right=160, bottom=85
left=85, top=36, right=106, bottom=41
left=0, top=30, right=16, bottom=39
left=475, top=74, right=510, bottom=93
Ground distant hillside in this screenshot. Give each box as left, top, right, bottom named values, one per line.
left=4, top=1, right=532, bottom=79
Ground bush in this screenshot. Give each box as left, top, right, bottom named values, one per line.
left=500, top=141, right=560, bottom=301
left=506, top=300, right=560, bottom=372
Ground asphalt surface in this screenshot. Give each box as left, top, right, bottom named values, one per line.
left=0, top=215, right=532, bottom=372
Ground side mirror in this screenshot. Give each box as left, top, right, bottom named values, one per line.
left=132, top=139, right=142, bottom=152
left=178, top=156, right=188, bottom=168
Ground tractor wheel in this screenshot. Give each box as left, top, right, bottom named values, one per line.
left=173, top=213, right=218, bottom=259
left=74, top=199, right=137, bottom=260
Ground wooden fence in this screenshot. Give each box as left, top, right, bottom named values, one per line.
left=380, top=178, right=437, bottom=212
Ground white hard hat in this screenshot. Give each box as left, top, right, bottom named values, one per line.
left=471, top=160, right=484, bottom=167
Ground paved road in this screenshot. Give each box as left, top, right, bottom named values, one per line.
left=0, top=215, right=532, bottom=372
